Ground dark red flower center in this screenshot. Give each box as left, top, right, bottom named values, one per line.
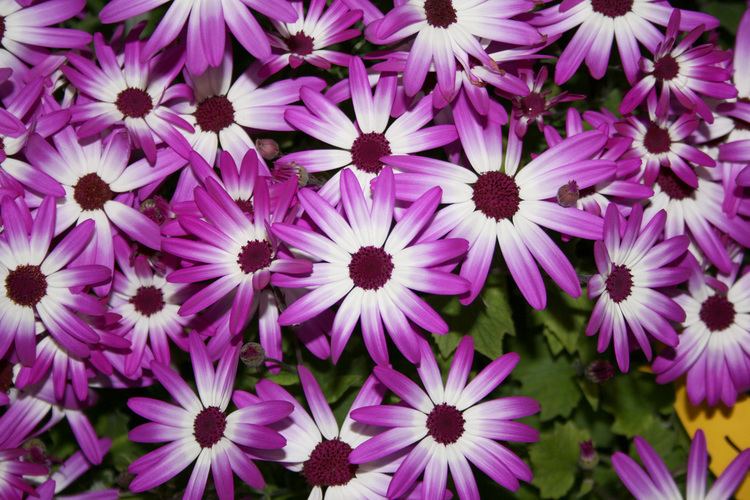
left=193, top=407, right=226, bottom=448
left=350, top=133, right=392, bottom=174
left=518, top=92, right=547, bottom=120
left=5, top=265, right=47, bottom=307
left=656, top=169, right=694, bottom=200
left=74, top=173, right=114, bottom=211
left=287, top=31, right=315, bottom=56
left=115, top=88, right=153, bottom=119
left=237, top=240, right=273, bottom=274
left=236, top=198, right=254, bottom=218
left=605, top=264, right=633, bottom=303
left=349, top=246, right=394, bottom=290
left=302, top=439, right=358, bottom=487
left=424, top=0, right=457, bottom=28
left=472, top=171, right=521, bottom=220
left=653, top=55, right=679, bottom=81
left=427, top=404, right=465, bottom=444
left=195, top=96, right=235, bottom=133
left=699, top=294, right=735, bottom=332
left=131, top=286, right=165, bottom=316
left=643, top=122, right=671, bottom=154
left=591, top=0, right=633, bottom=17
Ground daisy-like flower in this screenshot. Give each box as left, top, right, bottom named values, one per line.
left=0, top=449, right=46, bottom=497
left=386, top=93, right=613, bottom=307
left=0, top=76, right=51, bottom=164
left=273, top=167, right=470, bottom=364
left=110, top=236, right=194, bottom=377
left=64, top=32, right=193, bottom=165
left=531, top=0, right=719, bottom=84
left=586, top=204, right=690, bottom=372
left=36, top=438, right=118, bottom=500
left=653, top=262, right=750, bottom=407
left=162, top=161, right=311, bottom=337
left=543, top=108, right=653, bottom=218
left=509, top=66, right=583, bottom=137
left=99, top=0, right=298, bottom=74
left=241, top=366, right=405, bottom=499
left=261, top=0, right=362, bottom=77
left=620, top=10, right=736, bottom=122
left=23, top=130, right=185, bottom=280
left=644, top=167, right=750, bottom=274
left=0, top=0, right=90, bottom=68
left=168, top=50, right=325, bottom=195
left=364, top=0, right=540, bottom=99
left=127, top=334, right=293, bottom=497
left=0, top=197, right=109, bottom=366
left=350, top=337, right=539, bottom=498
left=615, top=95, right=715, bottom=188
left=281, top=56, right=457, bottom=204
left=613, top=430, right=750, bottom=499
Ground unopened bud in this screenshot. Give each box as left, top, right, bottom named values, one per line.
left=116, top=471, right=135, bottom=489
left=557, top=180, right=579, bottom=208
left=240, top=342, right=265, bottom=368
left=140, top=197, right=168, bottom=225
left=273, top=160, right=309, bottom=187
left=23, top=439, right=48, bottom=465
left=584, top=360, right=615, bottom=384
left=256, top=139, right=280, bottom=160
left=579, top=440, right=599, bottom=470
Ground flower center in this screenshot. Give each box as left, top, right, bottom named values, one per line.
left=193, top=407, right=226, bottom=448
left=472, top=171, right=521, bottom=220
left=131, top=286, right=165, bottom=316
left=518, top=92, right=546, bottom=120
left=656, top=169, right=694, bottom=200
left=699, top=294, right=735, bottom=332
left=605, top=264, right=633, bottom=303
left=5, top=265, right=47, bottom=307
left=73, top=173, right=114, bottom=211
left=590, top=0, right=633, bottom=17
left=287, top=31, right=314, bottom=56
left=302, top=439, right=358, bottom=487
left=424, top=0, right=457, bottom=28
left=348, top=246, right=394, bottom=290
left=350, top=132, right=392, bottom=174
left=653, top=55, right=679, bottom=81
left=237, top=240, right=273, bottom=274
left=194, top=95, right=235, bottom=133
left=236, top=198, right=254, bottom=218
left=115, top=88, right=154, bottom=118
left=643, top=123, right=671, bottom=154
left=426, top=404, right=465, bottom=445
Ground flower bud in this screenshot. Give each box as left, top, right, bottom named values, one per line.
left=557, top=180, right=580, bottom=208
left=240, top=342, right=266, bottom=368
left=579, top=440, right=599, bottom=470
left=584, top=360, right=615, bottom=384
left=256, top=139, right=280, bottom=160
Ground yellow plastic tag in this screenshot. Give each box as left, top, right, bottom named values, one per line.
left=674, top=382, right=750, bottom=499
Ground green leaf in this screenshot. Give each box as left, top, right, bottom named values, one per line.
left=532, top=289, right=591, bottom=355
left=601, top=372, right=675, bottom=437
left=266, top=370, right=299, bottom=386
left=699, top=0, right=746, bottom=35
left=513, top=336, right=581, bottom=421
left=529, top=421, right=589, bottom=498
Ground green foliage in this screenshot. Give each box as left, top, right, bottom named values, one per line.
left=529, top=422, right=589, bottom=498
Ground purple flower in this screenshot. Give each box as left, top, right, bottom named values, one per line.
left=653, top=262, right=750, bottom=406
left=620, top=10, right=737, bottom=122
left=110, top=236, right=194, bottom=376
left=0, top=448, right=47, bottom=497
left=644, top=167, right=750, bottom=274
left=281, top=57, right=457, bottom=204
left=240, top=366, right=406, bottom=498
left=386, top=93, right=613, bottom=307
left=0, top=197, right=109, bottom=366
left=350, top=337, right=539, bottom=498
left=261, top=0, right=362, bottom=77
left=510, top=66, right=583, bottom=137
left=273, top=167, right=470, bottom=364
left=586, top=204, right=690, bottom=372
left=99, top=0, right=298, bottom=74
left=64, top=32, right=193, bottom=164
left=0, top=0, right=91, bottom=65
left=616, top=95, right=715, bottom=188
left=365, top=0, right=539, bottom=99
left=127, top=334, right=293, bottom=497
left=532, top=0, right=719, bottom=84
left=613, top=430, right=750, bottom=499
left=36, top=438, right=117, bottom=500
left=163, top=151, right=311, bottom=358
